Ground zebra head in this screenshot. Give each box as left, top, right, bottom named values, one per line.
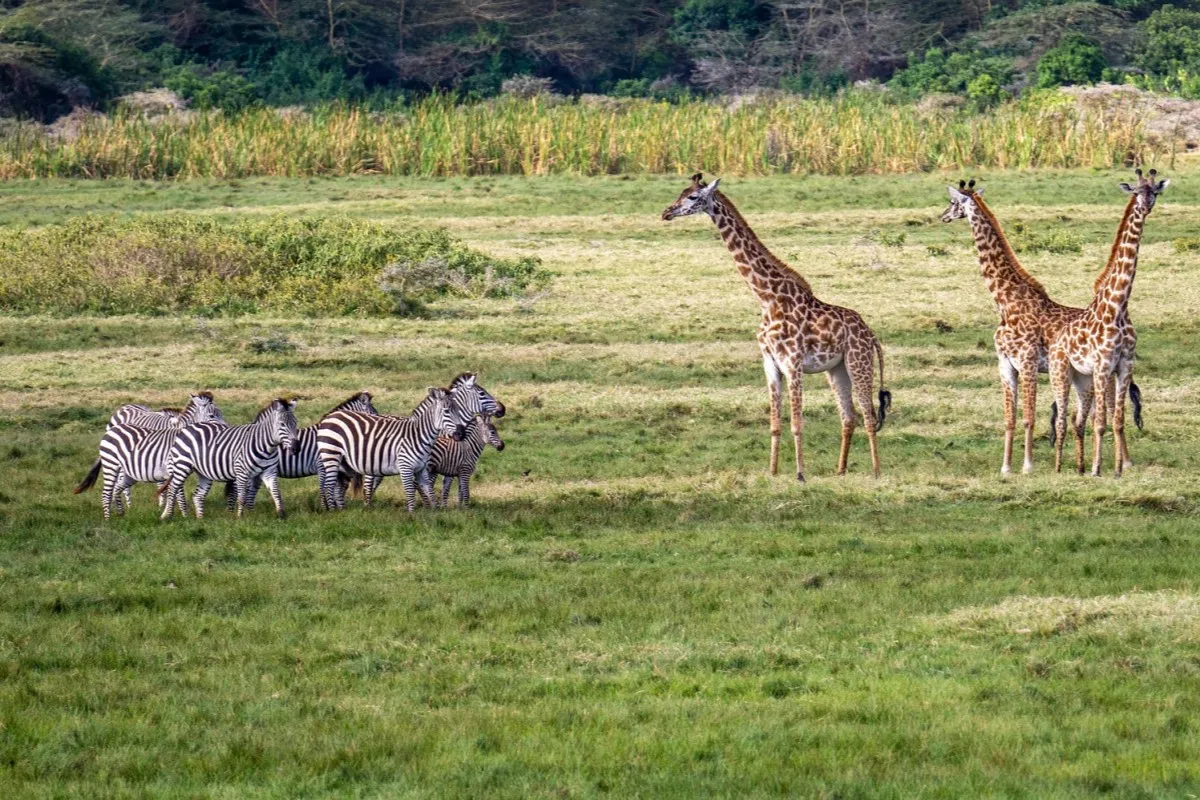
left=426, top=387, right=467, bottom=441
left=450, top=373, right=506, bottom=418
left=481, top=415, right=505, bottom=452
left=180, top=392, right=223, bottom=426
left=258, top=398, right=300, bottom=456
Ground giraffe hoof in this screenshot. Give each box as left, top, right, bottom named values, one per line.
left=1000, top=467, right=1012, bottom=476
left=1022, top=463, right=1034, bottom=475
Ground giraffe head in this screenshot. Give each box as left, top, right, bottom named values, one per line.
left=661, top=172, right=721, bottom=221
left=941, top=179, right=983, bottom=223
left=1119, top=168, right=1169, bottom=215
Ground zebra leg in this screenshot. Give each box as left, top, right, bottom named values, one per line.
left=244, top=476, right=261, bottom=511
left=416, top=468, right=437, bottom=509
left=261, top=472, right=285, bottom=519
left=160, top=471, right=186, bottom=521
left=441, top=475, right=453, bottom=507
left=458, top=471, right=471, bottom=508
left=400, top=469, right=418, bottom=513
left=363, top=475, right=377, bottom=508
left=192, top=477, right=213, bottom=520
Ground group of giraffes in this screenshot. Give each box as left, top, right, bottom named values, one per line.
left=660, top=169, right=1169, bottom=481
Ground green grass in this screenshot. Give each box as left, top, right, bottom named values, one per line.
left=2, top=171, right=1200, bottom=797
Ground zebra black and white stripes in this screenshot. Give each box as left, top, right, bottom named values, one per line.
left=317, top=387, right=467, bottom=512
left=421, top=415, right=504, bottom=507
left=84, top=393, right=225, bottom=520
left=226, top=391, right=378, bottom=510
left=160, top=398, right=299, bottom=519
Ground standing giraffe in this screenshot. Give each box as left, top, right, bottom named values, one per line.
left=940, top=179, right=1141, bottom=474
left=1051, top=169, right=1167, bottom=477
left=661, top=174, right=891, bottom=480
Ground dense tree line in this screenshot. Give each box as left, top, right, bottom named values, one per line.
left=3, top=0, right=1200, bottom=119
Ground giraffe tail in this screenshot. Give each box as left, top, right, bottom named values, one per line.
left=1048, top=402, right=1058, bottom=445
left=74, top=459, right=101, bottom=494
left=874, top=339, right=892, bottom=431
left=1130, top=382, right=1144, bottom=430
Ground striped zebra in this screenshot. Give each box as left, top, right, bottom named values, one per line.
left=420, top=414, right=505, bottom=508
left=225, top=391, right=378, bottom=511
left=82, top=393, right=225, bottom=520
left=159, top=398, right=299, bottom=520
left=75, top=393, right=223, bottom=506
left=334, top=374, right=507, bottom=509
left=316, top=387, right=468, bottom=512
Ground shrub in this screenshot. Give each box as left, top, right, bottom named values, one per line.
left=164, top=66, right=259, bottom=113
left=1010, top=223, right=1083, bottom=254
left=1173, top=237, right=1200, bottom=253
left=0, top=215, right=550, bottom=317
left=1037, top=35, right=1107, bottom=88
left=1136, top=6, right=1200, bottom=80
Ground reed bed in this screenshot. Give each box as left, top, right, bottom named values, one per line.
left=0, top=93, right=1159, bottom=179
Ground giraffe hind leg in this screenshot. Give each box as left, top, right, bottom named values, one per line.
left=763, top=353, right=783, bottom=476
left=825, top=362, right=856, bottom=476
left=998, top=357, right=1018, bottom=476
left=846, top=351, right=881, bottom=478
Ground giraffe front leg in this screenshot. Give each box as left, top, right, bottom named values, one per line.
left=998, top=357, right=1019, bottom=475
left=1049, top=351, right=1071, bottom=473
left=1018, top=358, right=1039, bottom=474
left=763, top=353, right=783, bottom=476
left=1071, top=373, right=1094, bottom=476
left=1091, top=372, right=1111, bottom=478
left=785, top=370, right=805, bottom=482
left=1112, top=365, right=1133, bottom=476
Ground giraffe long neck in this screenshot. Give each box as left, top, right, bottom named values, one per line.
left=708, top=193, right=811, bottom=305
left=1094, top=198, right=1146, bottom=315
left=964, top=200, right=1049, bottom=308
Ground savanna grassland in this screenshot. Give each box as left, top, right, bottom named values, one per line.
left=2, top=170, right=1200, bottom=798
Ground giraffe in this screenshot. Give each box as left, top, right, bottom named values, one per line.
left=940, top=179, right=1141, bottom=475
left=661, top=173, right=891, bottom=480
left=1051, top=169, right=1167, bottom=477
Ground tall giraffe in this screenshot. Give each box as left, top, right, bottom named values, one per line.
left=940, top=179, right=1141, bottom=474
left=1051, top=169, right=1167, bottom=477
left=662, top=174, right=891, bottom=480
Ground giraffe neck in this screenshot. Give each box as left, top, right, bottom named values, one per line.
left=708, top=193, right=812, bottom=306
left=1093, top=199, right=1146, bottom=315
left=964, top=199, right=1049, bottom=308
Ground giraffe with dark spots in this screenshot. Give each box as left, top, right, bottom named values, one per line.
left=662, top=173, right=891, bottom=480
left=941, top=179, right=1143, bottom=475
left=1050, top=169, right=1167, bottom=477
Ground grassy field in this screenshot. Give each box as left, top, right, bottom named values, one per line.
left=2, top=170, right=1200, bottom=797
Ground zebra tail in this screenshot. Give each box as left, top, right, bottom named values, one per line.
left=73, top=459, right=101, bottom=494
left=1130, top=382, right=1144, bottom=430
left=224, top=481, right=236, bottom=504
left=874, top=339, right=892, bottom=431
left=1049, top=402, right=1058, bottom=445
left=351, top=473, right=364, bottom=498
left=154, top=481, right=171, bottom=499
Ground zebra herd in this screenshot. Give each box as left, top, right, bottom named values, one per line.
left=74, top=373, right=506, bottom=520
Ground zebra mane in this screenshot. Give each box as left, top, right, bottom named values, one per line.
left=196, top=391, right=214, bottom=400
left=159, top=407, right=183, bottom=414
left=327, top=391, right=371, bottom=413
left=254, top=398, right=292, bottom=421
left=450, top=372, right=476, bottom=388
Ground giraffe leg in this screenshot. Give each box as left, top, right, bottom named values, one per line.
left=785, top=369, right=805, bottom=482
left=998, top=357, right=1018, bottom=476
left=1112, top=363, right=1133, bottom=477
left=1070, top=372, right=1094, bottom=475
left=763, top=353, right=783, bottom=476
left=846, top=349, right=881, bottom=478
left=1018, top=357, right=1039, bottom=474
left=825, top=362, right=856, bottom=476
left=1049, top=350, right=1071, bottom=473
left=1091, top=372, right=1111, bottom=478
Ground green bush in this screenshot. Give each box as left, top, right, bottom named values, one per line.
left=0, top=215, right=550, bottom=317
left=1037, top=35, right=1107, bottom=88
left=966, top=74, right=1005, bottom=110
left=888, top=49, right=1013, bottom=99
left=1010, top=223, right=1083, bottom=255
left=1173, top=237, right=1200, bottom=253
left=164, top=66, right=260, bottom=113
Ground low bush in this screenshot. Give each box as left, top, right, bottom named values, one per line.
left=0, top=214, right=550, bottom=316
left=1009, top=222, right=1084, bottom=255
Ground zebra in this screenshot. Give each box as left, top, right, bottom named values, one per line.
left=225, top=391, right=378, bottom=511
left=316, top=387, right=468, bottom=512
left=420, top=414, right=505, bottom=508
left=159, top=398, right=299, bottom=520
left=348, top=374, right=506, bottom=508
left=75, top=392, right=223, bottom=507
left=82, top=393, right=225, bottom=520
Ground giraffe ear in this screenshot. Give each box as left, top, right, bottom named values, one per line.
left=1155, top=178, right=1170, bottom=193
left=1118, top=182, right=1136, bottom=194
left=700, top=178, right=720, bottom=198
left=972, top=186, right=984, bottom=197
left=947, top=185, right=968, bottom=201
